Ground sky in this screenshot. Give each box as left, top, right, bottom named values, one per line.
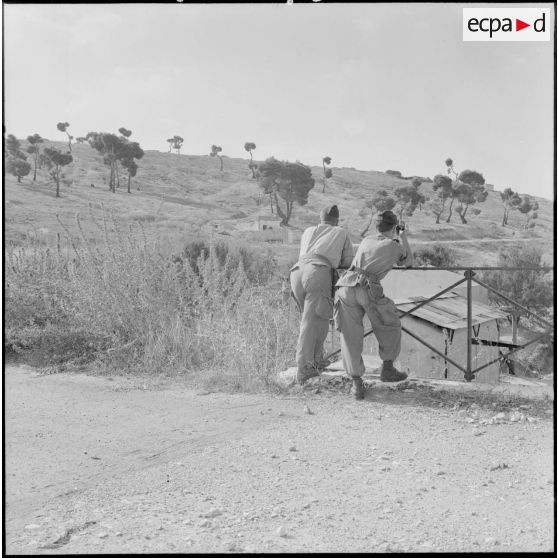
left=3, top=2, right=555, bottom=199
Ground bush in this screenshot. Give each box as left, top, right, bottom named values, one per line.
left=174, top=238, right=277, bottom=285
left=5, top=212, right=299, bottom=390
left=413, top=244, right=457, bottom=267
left=514, top=341, right=554, bottom=377
left=477, top=245, right=554, bottom=377
left=478, top=245, right=553, bottom=324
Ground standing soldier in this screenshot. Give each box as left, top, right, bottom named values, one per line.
left=290, top=205, right=354, bottom=384
left=334, top=210, right=413, bottom=400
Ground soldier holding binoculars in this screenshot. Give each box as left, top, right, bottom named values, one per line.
left=334, top=210, right=414, bottom=399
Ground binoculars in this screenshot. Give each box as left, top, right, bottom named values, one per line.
left=396, top=224, right=406, bottom=233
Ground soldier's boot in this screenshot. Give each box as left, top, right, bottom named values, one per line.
left=352, top=376, right=365, bottom=400
left=380, top=360, right=408, bottom=382
left=315, top=358, right=333, bottom=372
left=296, top=365, right=320, bottom=385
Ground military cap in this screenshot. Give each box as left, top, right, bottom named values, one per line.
left=375, top=210, right=399, bottom=227
left=320, top=204, right=339, bottom=222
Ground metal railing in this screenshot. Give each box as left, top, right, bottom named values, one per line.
left=326, top=266, right=554, bottom=382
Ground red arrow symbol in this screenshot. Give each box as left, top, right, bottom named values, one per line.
left=516, top=19, right=530, bottom=31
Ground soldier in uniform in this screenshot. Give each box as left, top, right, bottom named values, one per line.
left=290, top=205, right=354, bottom=384
left=335, top=210, right=413, bottom=399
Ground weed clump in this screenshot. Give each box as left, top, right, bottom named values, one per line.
left=413, top=243, right=457, bottom=267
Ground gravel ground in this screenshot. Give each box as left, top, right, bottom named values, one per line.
left=5, top=364, right=555, bottom=554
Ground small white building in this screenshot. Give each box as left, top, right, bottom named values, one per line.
left=253, top=215, right=283, bottom=231
left=236, top=214, right=283, bottom=232
left=235, top=214, right=303, bottom=244
left=368, top=269, right=509, bottom=383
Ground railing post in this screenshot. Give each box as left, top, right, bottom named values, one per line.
left=465, top=269, right=475, bottom=382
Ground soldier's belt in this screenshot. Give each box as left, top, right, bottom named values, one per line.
left=347, top=265, right=381, bottom=285
left=294, top=253, right=332, bottom=268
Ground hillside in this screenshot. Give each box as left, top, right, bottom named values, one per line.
left=4, top=140, right=554, bottom=269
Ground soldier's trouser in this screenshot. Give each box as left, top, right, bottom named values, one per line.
left=290, top=263, right=333, bottom=373
left=334, top=284, right=401, bottom=378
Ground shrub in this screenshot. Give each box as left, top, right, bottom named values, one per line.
left=413, top=244, right=457, bottom=267
left=477, top=245, right=554, bottom=377
left=513, top=341, right=554, bottom=377
left=478, top=245, right=553, bottom=325
left=174, top=237, right=277, bottom=285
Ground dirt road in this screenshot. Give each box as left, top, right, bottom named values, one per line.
left=5, top=364, right=555, bottom=554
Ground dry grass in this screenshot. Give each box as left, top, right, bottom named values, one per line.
left=5, top=208, right=299, bottom=391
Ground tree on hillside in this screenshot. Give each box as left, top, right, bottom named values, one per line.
left=87, top=130, right=144, bottom=193
left=500, top=187, right=522, bottom=226
left=120, top=141, right=144, bottom=193
left=428, top=174, right=453, bottom=223
left=5, top=134, right=26, bottom=159
left=244, top=142, right=257, bottom=178
left=26, top=133, right=44, bottom=181
left=411, top=177, right=424, bottom=209
left=360, top=189, right=396, bottom=237
left=445, top=158, right=456, bottom=177
left=517, top=196, right=539, bottom=229
left=210, top=144, right=223, bottom=171
left=5, top=133, right=31, bottom=182
left=57, top=122, right=72, bottom=152
left=322, top=156, right=333, bottom=193
left=6, top=157, right=32, bottom=183
left=443, top=158, right=459, bottom=222
left=42, top=147, right=73, bottom=197
left=86, top=132, right=123, bottom=193
left=454, top=170, right=487, bottom=224
left=393, top=182, right=425, bottom=221
left=257, top=157, right=315, bottom=226
left=75, top=137, right=87, bottom=144
left=426, top=198, right=444, bottom=225
left=122, top=160, right=138, bottom=193
left=115, top=128, right=135, bottom=188
left=166, top=135, right=184, bottom=155
left=442, top=158, right=487, bottom=223
left=119, top=127, right=132, bottom=139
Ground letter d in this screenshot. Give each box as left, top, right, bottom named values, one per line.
left=534, top=13, right=546, bottom=32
